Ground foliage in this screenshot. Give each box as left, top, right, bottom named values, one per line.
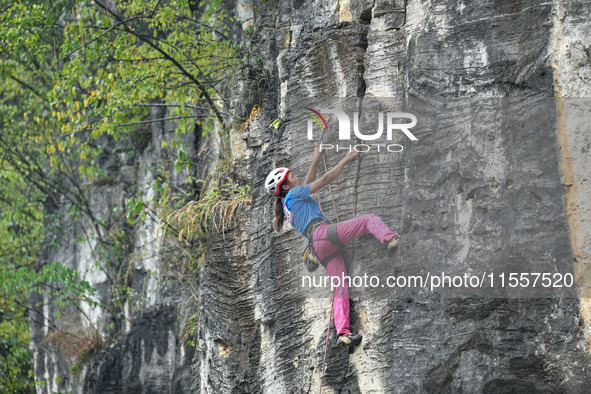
left=159, top=178, right=251, bottom=241
left=269, top=118, right=280, bottom=131
left=57, top=322, right=104, bottom=376
left=181, top=311, right=200, bottom=348
left=0, top=129, right=91, bottom=392
left=0, top=0, right=243, bottom=388
left=240, top=105, right=262, bottom=132
left=177, top=274, right=200, bottom=347
left=0, top=305, right=35, bottom=392
left=1, top=0, right=239, bottom=181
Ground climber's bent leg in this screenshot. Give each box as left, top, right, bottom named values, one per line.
left=336, top=214, right=397, bottom=245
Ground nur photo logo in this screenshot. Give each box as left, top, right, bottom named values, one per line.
left=304, top=107, right=418, bottom=153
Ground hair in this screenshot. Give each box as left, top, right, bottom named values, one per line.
left=273, top=196, right=285, bottom=233
left=272, top=172, right=292, bottom=233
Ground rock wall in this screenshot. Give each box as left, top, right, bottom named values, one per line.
left=30, top=106, right=202, bottom=393
left=194, top=0, right=591, bottom=393
left=30, top=0, right=591, bottom=393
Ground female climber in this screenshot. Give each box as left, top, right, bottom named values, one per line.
left=265, top=143, right=400, bottom=347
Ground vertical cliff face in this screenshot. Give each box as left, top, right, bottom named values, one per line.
left=552, top=0, right=591, bottom=345
left=31, top=0, right=591, bottom=393
left=194, top=0, right=591, bottom=393
left=30, top=107, right=201, bottom=393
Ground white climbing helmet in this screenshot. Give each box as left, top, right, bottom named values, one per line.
left=265, top=167, right=290, bottom=196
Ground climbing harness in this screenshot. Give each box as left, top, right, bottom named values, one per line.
left=326, top=224, right=344, bottom=248
left=302, top=219, right=344, bottom=272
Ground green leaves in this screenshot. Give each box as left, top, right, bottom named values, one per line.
left=0, top=0, right=238, bottom=182
left=125, top=197, right=145, bottom=225
left=175, top=149, right=192, bottom=173
left=269, top=119, right=281, bottom=132
left=0, top=0, right=240, bottom=383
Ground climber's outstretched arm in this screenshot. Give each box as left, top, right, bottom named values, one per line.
left=309, top=150, right=358, bottom=194
left=304, top=142, right=322, bottom=185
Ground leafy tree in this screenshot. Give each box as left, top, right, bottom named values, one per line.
left=0, top=0, right=241, bottom=389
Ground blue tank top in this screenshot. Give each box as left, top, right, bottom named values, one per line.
left=283, top=185, right=326, bottom=236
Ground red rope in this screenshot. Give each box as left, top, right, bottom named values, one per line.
left=317, top=147, right=340, bottom=394
left=316, top=154, right=340, bottom=224
left=318, top=293, right=334, bottom=394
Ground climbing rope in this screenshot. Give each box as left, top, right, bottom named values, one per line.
left=315, top=131, right=340, bottom=394
left=319, top=292, right=334, bottom=393
left=316, top=129, right=340, bottom=224
left=317, top=154, right=341, bottom=224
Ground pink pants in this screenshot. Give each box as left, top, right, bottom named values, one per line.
left=312, top=214, right=397, bottom=335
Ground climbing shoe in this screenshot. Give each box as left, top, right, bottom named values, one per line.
left=337, top=333, right=362, bottom=347
left=387, top=235, right=400, bottom=251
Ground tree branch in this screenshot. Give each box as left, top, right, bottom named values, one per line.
left=39, top=0, right=164, bottom=76
left=93, top=0, right=226, bottom=127
left=111, top=115, right=207, bottom=127
left=9, top=75, right=44, bottom=100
